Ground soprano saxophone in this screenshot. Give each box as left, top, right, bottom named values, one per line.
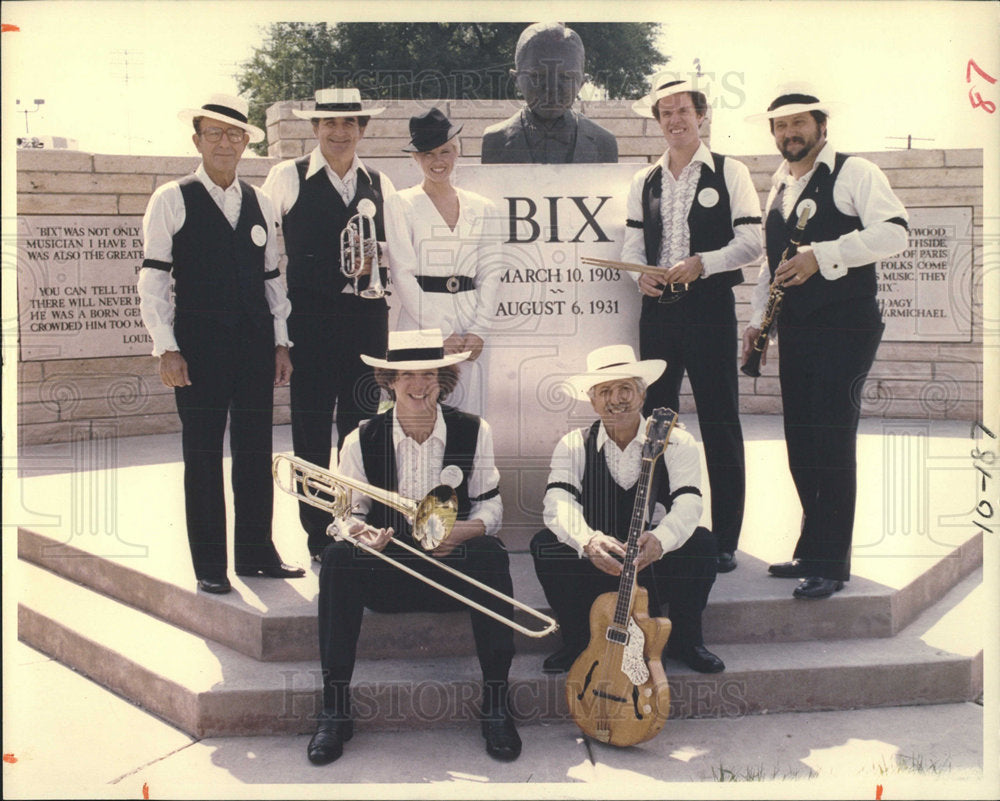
left=740, top=204, right=813, bottom=377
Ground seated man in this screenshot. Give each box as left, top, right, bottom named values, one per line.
left=531, top=345, right=725, bottom=675
left=309, top=329, right=520, bottom=765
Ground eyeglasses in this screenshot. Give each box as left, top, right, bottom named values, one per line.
left=199, top=127, right=247, bottom=144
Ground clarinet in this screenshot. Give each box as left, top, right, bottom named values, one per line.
left=741, top=205, right=813, bottom=377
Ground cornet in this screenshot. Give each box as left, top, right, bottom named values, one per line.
left=272, top=454, right=559, bottom=639
left=340, top=198, right=387, bottom=299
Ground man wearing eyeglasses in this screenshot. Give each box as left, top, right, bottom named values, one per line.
left=139, top=93, right=304, bottom=594
left=481, top=22, right=618, bottom=164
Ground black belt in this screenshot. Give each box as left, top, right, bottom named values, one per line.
left=656, top=280, right=692, bottom=305
left=415, top=275, right=474, bottom=294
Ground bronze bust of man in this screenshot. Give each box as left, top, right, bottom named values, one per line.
left=481, top=22, right=619, bottom=164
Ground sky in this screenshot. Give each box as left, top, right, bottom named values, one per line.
left=2, top=0, right=998, bottom=158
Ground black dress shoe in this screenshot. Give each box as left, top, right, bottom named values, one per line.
left=236, top=563, right=306, bottom=579
left=307, top=718, right=354, bottom=765
left=542, top=643, right=586, bottom=674
left=666, top=643, right=726, bottom=673
left=793, top=576, right=845, bottom=599
left=768, top=559, right=810, bottom=578
left=197, top=578, right=232, bottom=594
left=717, top=552, right=737, bottom=573
left=481, top=708, right=522, bottom=762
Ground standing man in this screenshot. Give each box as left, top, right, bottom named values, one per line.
left=139, top=93, right=304, bottom=594
left=263, top=87, right=396, bottom=561
left=622, top=75, right=763, bottom=573
left=481, top=22, right=618, bottom=164
left=742, top=84, right=908, bottom=599
left=308, top=329, right=520, bottom=765
left=531, top=345, right=724, bottom=675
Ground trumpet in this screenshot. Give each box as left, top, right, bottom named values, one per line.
left=340, top=198, right=387, bottom=299
left=740, top=204, right=814, bottom=378
left=272, top=454, right=559, bottom=639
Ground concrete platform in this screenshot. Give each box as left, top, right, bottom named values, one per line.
left=8, top=416, right=993, bottom=792
left=2, top=638, right=992, bottom=799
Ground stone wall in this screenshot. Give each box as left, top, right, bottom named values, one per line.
left=15, top=99, right=985, bottom=445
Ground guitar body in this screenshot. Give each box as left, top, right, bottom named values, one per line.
left=565, top=586, right=672, bottom=747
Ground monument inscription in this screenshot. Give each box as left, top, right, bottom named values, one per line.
left=18, top=215, right=152, bottom=361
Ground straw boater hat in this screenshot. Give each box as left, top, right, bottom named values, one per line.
left=566, top=345, right=666, bottom=400
left=360, top=329, right=471, bottom=371
left=631, top=72, right=704, bottom=118
left=292, top=87, right=387, bottom=120
left=745, top=82, right=839, bottom=123
left=177, top=93, right=265, bottom=143
left=402, top=108, right=463, bottom=153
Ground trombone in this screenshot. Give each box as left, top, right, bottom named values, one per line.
left=272, top=454, right=559, bottom=639
left=340, top=198, right=387, bottom=299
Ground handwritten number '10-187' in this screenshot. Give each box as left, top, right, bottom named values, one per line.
left=966, top=59, right=997, bottom=113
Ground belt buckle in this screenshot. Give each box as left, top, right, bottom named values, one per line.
left=445, top=276, right=461, bottom=294
left=657, top=281, right=689, bottom=305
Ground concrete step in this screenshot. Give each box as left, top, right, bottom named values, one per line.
left=18, top=520, right=984, bottom=663
left=18, top=559, right=983, bottom=738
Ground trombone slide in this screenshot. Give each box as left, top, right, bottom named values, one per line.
left=272, top=454, right=559, bottom=639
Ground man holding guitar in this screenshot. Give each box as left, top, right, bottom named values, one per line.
left=530, top=345, right=724, bottom=675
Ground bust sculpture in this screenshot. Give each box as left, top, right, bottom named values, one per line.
left=481, top=22, right=619, bottom=164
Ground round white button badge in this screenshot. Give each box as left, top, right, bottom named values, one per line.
left=697, top=187, right=719, bottom=208
left=440, top=465, right=464, bottom=488
left=251, top=224, right=267, bottom=247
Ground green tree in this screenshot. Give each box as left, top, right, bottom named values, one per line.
left=237, top=22, right=667, bottom=152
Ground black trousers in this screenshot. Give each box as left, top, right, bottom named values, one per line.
left=317, top=534, right=516, bottom=714
left=639, top=288, right=746, bottom=553
left=777, top=298, right=884, bottom=582
left=530, top=526, right=718, bottom=653
left=173, top=315, right=280, bottom=581
left=287, top=290, right=388, bottom=554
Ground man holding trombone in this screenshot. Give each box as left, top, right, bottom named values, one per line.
left=306, top=329, right=523, bottom=765
left=263, top=87, right=396, bottom=561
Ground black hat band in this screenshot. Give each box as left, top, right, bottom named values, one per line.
left=387, top=346, right=445, bottom=362
left=315, top=101, right=364, bottom=112
left=767, top=93, right=821, bottom=112
left=201, top=103, right=248, bottom=123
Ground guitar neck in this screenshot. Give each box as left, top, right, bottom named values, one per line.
left=612, top=454, right=658, bottom=628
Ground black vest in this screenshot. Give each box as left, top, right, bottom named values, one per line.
left=579, top=420, right=671, bottom=542
left=766, top=152, right=878, bottom=320
left=641, top=154, right=743, bottom=295
left=358, top=405, right=481, bottom=542
left=161, top=176, right=271, bottom=325
left=282, top=157, right=386, bottom=297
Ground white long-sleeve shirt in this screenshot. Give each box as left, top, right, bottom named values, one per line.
left=384, top=185, right=503, bottom=339
left=138, top=163, right=291, bottom=357
left=261, top=147, right=397, bottom=297
left=621, top=142, right=763, bottom=278
left=543, top=417, right=703, bottom=557
left=748, top=141, right=909, bottom=328
left=338, top=406, right=503, bottom=536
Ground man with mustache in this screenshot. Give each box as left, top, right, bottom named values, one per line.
left=481, top=22, right=618, bottom=164
left=530, top=345, right=724, bottom=674
left=621, top=74, right=763, bottom=576
left=742, top=84, right=908, bottom=599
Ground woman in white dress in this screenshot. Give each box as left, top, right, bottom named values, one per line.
left=385, top=108, right=502, bottom=416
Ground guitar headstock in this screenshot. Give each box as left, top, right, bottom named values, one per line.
left=642, top=407, right=678, bottom=461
